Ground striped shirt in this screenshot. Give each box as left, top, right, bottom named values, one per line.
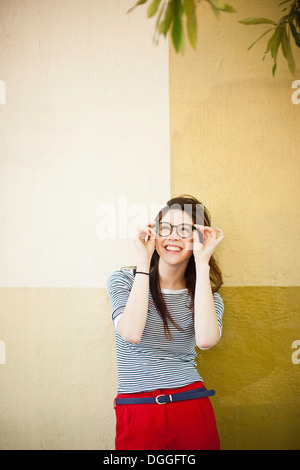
left=106, top=268, right=224, bottom=394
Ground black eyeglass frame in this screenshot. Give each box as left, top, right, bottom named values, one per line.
left=154, top=222, right=196, bottom=239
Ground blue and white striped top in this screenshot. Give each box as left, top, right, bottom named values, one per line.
left=106, top=269, right=224, bottom=394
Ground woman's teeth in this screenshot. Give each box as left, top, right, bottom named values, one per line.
left=165, top=246, right=182, bottom=252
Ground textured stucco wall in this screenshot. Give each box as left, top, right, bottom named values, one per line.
left=169, top=0, right=300, bottom=450
left=0, top=288, right=115, bottom=449
left=1, top=0, right=299, bottom=451
left=197, top=287, right=300, bottom=449
left=0, top=0, right=170, bottom=287
left=169, top=0, right=300, bottom=287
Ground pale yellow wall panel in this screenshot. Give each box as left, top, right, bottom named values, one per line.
left=0, top=287, right=117, bottom=450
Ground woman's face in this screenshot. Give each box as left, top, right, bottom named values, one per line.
left=154, top=209, right=195, bottom=265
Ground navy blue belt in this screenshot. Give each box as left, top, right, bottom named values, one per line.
left=114, top=387, right=215, bottom=407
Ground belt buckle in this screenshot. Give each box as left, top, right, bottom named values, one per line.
left=155, top=394, right=173, bottom=404
left=155, top=394, right=166, bottom=404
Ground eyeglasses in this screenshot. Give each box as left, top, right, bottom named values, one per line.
left=155, top=222, right=195, bottom=239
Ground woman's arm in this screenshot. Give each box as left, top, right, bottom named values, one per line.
left=117, top=223, right=156, bottom=344
left=194, top=261, right=220, bottom=349
left=193, top=225, right=225, bottom=349
left=117, top=255, right=151, bottom=344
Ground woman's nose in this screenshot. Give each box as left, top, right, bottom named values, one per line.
left=167, top=226, right=179, bottom=239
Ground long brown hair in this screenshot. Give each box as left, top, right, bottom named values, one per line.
left=123, top=194, right=223, bottom=340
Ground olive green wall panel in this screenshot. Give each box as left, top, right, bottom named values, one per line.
left=196, top=287, right=300, bottom=450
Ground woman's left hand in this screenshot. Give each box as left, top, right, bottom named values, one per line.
left=193, top=225, right=224, bottom=264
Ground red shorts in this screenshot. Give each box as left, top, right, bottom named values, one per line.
left=114, top=380, right=220, bottom=450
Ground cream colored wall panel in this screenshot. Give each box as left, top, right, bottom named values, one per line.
left=0, top=0, right=170, bottom=287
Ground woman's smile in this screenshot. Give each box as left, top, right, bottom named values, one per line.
left=164, top=243, right=184, bottom=254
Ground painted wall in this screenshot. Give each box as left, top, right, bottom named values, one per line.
left=0, top=0, right=170, bottom=288
left=1, top=0, right=299, bottom=451
left=0, top=0, right=170, bottom=449
left=169, top=0, right=300, bottom=449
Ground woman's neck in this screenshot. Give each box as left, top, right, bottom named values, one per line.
left=158, top=258, right=188, bottom=290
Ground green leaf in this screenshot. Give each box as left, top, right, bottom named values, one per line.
left=266, top=31, right=277, bottom=55
left=158, top=1, right=174, bottom=36
left=208, top=2, right=220, bottom=18
left=223, top=4, right=236, bottom=13
left=127, top=0, right=148, bottom=14
left=266, top=24, right=284, bottom=76
left=289, top=20, right=300, bottom=47
left=172, top=0, right=184, bottom=53
left=147, top=0, right=162, bottom=17
left=239, top=17, right=276, bottom=25
left=209, top=0, right=226, bottom=9
left=206, top=0, right=235, bottom=14
left=281, top=26, right=296, bottom=75
left=278, top=0, right=293, bottom=6
left=266, top=32, right=276, bottom=66
left=153, top=2, right=167, bottom=42
left=183, top=0, right=197, bottom=49
left=269, top=24, right=284, bottom=59
left=247, top=28, right=275, bottom=51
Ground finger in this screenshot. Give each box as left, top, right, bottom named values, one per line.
left=138, top=225, right=151, bottom=240
left=214, top=227, right=224, bottom=235
left=209, top=227, right=217, bottom=239
left=194, top=224, right=213, bottom=229
left=214, top=227, right=225, bottom=241
left=145, top=226, right=157, bottom=242
left=139, top=225, right=148, bottom=236
left=195, top=225, right=216, bottom=240
left=148, top=227, right=157, bottom=238
left=194, top=224, right=215, bottom=234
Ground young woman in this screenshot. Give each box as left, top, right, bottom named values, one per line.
left=106, top=194, right=225, bottom=450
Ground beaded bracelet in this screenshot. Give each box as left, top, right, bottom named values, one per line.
left=135, top=271, right=150, bottom=276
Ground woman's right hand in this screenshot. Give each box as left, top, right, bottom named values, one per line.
left=133, top=222, right=157, bottom=260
